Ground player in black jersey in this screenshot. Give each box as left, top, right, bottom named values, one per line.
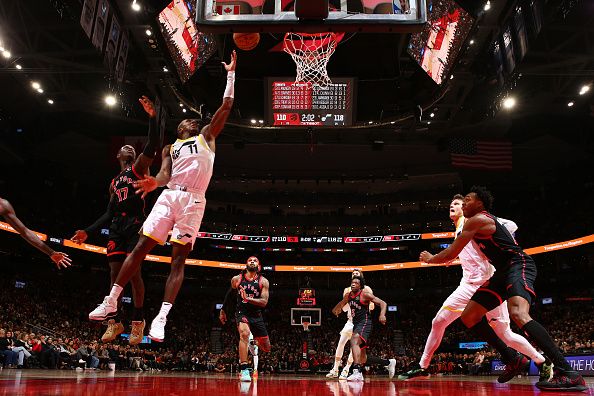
left=0, top=198, right=71, bottom=268
left=332, top=276, right=387, bottom=382
left=72, top=96, right=160, bottom=346
left=219, top=256, right=271, bottom=382
left=418, top=186, right=586, bottom=392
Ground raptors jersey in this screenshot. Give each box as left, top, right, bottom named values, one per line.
left=343, top=285, right=374, bottom=321
left=168, top=134, right=214, bottom=201
left=110, top=165, right=146, bottom=217
left=236, top=272, right=263, bottom=317
left=348, top=290, right=370, bottom=325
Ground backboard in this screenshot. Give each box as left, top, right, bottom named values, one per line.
left=196, top=0, right=427, bottom=33
left=291, top=307, right=322, bottom=326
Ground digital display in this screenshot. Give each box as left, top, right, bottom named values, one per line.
left=542, top=297, right=553, bottom=305
left=407, top=0, right=475, bottom=84
left=298, top=288, right=317, bottom=306
left=158, top=0, right=217, bottom=82
left=121, top=296, right=132, bottom=303
left=215, top=303, right=223, bottom=309
left=383, top=234, right=421, bottom=241
left=231, top=235, right=271, bottom=243
left=388, top=305, right=398, bottom=312
left=267, top=78, right=355, bottom=126
left=459, top=341, right=488, bottom=349
left=15, top=281, right=25, bottom=289
left=196, top=232, right=233, bottom=240
left=121, top=333, right=152, bottom=344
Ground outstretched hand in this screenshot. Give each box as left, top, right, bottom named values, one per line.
left=51, top=252, right=72, bottom=269
left=133, top=176, right=158, bottom=199
left=139, top=95, right=157, bottom=118
left=71, top=230, right=88, bottom=244
left=419, top=251, right=433, bottom=263
left=222, top=50, right=237, bottom=72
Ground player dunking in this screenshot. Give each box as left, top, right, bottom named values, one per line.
left=327, top=270, right=396, bottom=380
left=73, top=96, right=160, bottom=345
left=418, top=186, right=586, bottom=392
left=332, top=276, right=387, bottom=382
left=0, top=198, right=71, bottom=268
left=399, top=194, right=549, bottom=382
left=220, top=256, right=271, bottom=382
left=88, top=51, right=237, bottom=342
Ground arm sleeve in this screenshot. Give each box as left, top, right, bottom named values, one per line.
left=84, top=197, right=116, bottom=235
left=142, top=116, right=160, bottom=158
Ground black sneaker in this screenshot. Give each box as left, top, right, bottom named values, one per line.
left=536, top=368, right=587, bottom=392
left=497, top=354, right=529, bottom=383
left=397, top=364, right=430, bottom=380
left=538, top=360, right=554, bottom=383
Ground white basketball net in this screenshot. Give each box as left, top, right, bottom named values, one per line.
left=283, top=32, right=338, bottom=87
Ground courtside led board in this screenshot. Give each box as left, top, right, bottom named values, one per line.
left=196, top=0, right=427, bottom=33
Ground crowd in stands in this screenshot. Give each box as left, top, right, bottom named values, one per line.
left=1, top=266, right=592, bottom=376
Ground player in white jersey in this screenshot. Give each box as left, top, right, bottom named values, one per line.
left=327, top=270, right=396, bottom=380
left=88, top=51, right=238, bottom=342
left=399, top=194, right=547, bottom=381
left=248, top=332, right=259, bottom=379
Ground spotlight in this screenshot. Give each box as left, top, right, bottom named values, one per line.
left=469, top=39, right=475, bottom=45
left=427, top=121, right=431, bottom=125
left=258, top=120, right=264, bottom=124
left=2, top=50, right=10, bottom=59
left=450, top=74, right=454, bottom=80
left=163, top=66, right=168, bottom=72
left=182, top=108, right=187, bottom=113
left=368, top=121, right=373, bottom=124
left=31, top=81, right=41, bottom=90
left=145, top=29, right=152, bottom=36
left=36, top=88, right=44, bottom=94
left=430, top=112, right=435, bottom=118
left=579, top=85, right=590, bottom=95
left=179, top=103, right=184, bottom=107
left=15, top=64, right=22, bottom=70
left=567, top=101, right=574, bottom=107
left=105, top=95, right=117, bottom=106
left=484, top=1, right=491, bottom=11
left=250, top=119, right=256, bottom=124
left=47, top=99, right=54, bottom=104
left=502, top=97, right=516, bottom=109
left=131, top=0, right=141, bottom=11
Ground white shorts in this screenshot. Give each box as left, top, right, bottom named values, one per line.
left=340, top=321, right=354, bottom=338
left=441, top=281, right=510, bottom=324
left=141, top=189, right=206, bottom=247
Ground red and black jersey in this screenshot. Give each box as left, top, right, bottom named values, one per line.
left=473, top=212, right=532, bottom=270
left=110, top=165, right=146, bottom=217
left=236, top=272, right=263, bottom=317
left=349, top=290, right=370, bottom=325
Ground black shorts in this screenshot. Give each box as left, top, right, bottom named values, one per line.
left=471, top=256, right=537, bottom=311
left=353, top=317, right=372, bottom=349
left=236, top=313, right=268, bottom=338
left=107, top=214, right=143, bottom=259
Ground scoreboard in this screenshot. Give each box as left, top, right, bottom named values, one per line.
left=267, top=78, right=355, bottom=127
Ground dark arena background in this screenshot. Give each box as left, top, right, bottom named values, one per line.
left=0, top=0, right=593, bottom=395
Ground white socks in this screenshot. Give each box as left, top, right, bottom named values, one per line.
left=108, top=284, right=123, bottom=302
left=158, top=302, right=172, bottom=317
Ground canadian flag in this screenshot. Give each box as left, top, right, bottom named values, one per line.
left=216, top=4, right=240, bottom=15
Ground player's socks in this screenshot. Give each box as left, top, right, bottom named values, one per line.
left=522, top=320, right=572, bottom=371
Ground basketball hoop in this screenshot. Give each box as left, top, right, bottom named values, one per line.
left=283, top=32, right=338, bottom=87
left=301, top=321, right=311, bottom=332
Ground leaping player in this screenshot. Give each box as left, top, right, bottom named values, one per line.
left=399, top=194, right=550, bottom=382
left=72, top=96, right=160, bottom=346
left=220, top=256, right=271, bottom=382
left=332, top=276, right=388, bottom=382
left=327, top=269, right=396, bottom=380
left=88, top=50, right=237, bottom=342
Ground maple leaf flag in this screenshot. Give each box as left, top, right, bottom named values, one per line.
left=216, top=5, right=240, bottom=15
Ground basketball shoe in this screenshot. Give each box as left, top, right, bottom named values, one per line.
left=347, top=369, right=364, bottom=382
left=148, top=315, right=167, bottom=342
left=326, top=368, right=340, bottom=378
left=538, top=360, right=554, bottom=383
left=536, top=368, right=587, bottom=392
left=386, top=358, right=397, bottom=379
left=240, top=369, right=251, bottom=382
left=101, top=319, right=124, bottom=343
left=89, top=296, right=118, bottom=321
left=398, top=364, right=430, bottom=380
left=129, top=320, right=146, bottom=346
left=339, top=367, right=350, bottom=380
left=497, top=354, right=529, bottom=383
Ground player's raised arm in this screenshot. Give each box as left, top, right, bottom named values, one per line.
left=0, top=198, right=71, bottom=269
left=134, top=95, right=161, bottom=176
left=202, top=50, right=237, bottom=144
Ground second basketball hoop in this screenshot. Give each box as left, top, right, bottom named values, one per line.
left=283, top=32, right=338, bottom=87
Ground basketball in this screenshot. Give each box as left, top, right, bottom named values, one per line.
left=233, top=33, right=260, bottom=51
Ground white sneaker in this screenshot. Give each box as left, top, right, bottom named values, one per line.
left=148, top=315, right=167, bottom=342
left=339, top=368, right=350, bottom=380
left=386, top=358, right=397, bottom=379
left=326, top=369, right=340, bottom=378
left=347, top=369, right=364, bottom=382
left=89, top=296, right=117, bottom=321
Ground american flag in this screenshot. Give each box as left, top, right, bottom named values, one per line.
left=449, top=138, right=512, bottom=170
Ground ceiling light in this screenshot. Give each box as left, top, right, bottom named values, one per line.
left=47, top=99, right=54, bottom=104
left=579, top=85, right=590, bottom=95
left=450, top=74, right=454, bottom=80
left=484, top=1, right=491, bottom=11
left=163, top=66, right=168, bottom=72
left=105, top=95, right=117, bottom=106
left=31, top=81, right=41, bottom=90
left=2, top=50, right=10, bottom=58
left=179, top=103, right=184, bottom=107
left=250, top=119, right=256, bottom=124
left=145, top=29, right=152, bottom=36
left=390, top=121, right=395, bottom=124
left=182, top=108, right=187, bottom=113
left=368, top=121, right=373, bottom=124
left=427, top=121, right=431, bottom=125
left=258, top=120, right=264, bottom=124
left=469, top=40, right=475, bottom=45
left=430, top=112, right=435, bottom=118
left=131, top=1, right=141, bottom=11
left=502, top=97, right=516, bottom=109
left=15, top=64, right=22, bottom=70
left=36, top=88, right=44, bottom=94
left=567, top=101, right=574, bottom=107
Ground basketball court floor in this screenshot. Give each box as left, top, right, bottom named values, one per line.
left=1, top=370, right=593, bottom=395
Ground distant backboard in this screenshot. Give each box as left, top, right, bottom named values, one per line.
left=291, top=307, right=321, bottom=326
left=196, top=0, right=427, bottom=33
